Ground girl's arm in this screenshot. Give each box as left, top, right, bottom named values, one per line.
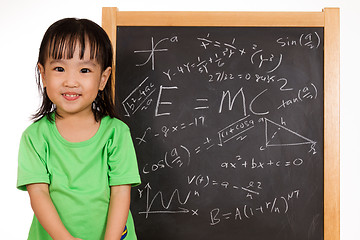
left=27, top=183, right=82, bottom=240
left=104, top=184, right=131, bottom=240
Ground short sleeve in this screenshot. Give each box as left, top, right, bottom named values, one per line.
left=107, top=125, right=141, bottom=187
left=17, top=132, right=50, bottom=191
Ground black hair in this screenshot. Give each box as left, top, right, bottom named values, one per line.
left=32, top=18, right=116, bottom=122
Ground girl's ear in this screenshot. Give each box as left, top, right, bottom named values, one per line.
left=99, top=66, right=112, bottom=91
left=37, top=63, right=46, bottom=88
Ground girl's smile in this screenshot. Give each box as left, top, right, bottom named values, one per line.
left=62, top=92, right=81, bottom=101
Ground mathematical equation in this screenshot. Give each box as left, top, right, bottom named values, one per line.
left=210, top=189, right=300, bottom=225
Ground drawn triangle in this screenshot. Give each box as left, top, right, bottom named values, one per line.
left=265, top=118, right=315, bottom=147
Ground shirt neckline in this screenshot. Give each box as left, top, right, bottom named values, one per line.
left=49, top=113, right=108, bottom=147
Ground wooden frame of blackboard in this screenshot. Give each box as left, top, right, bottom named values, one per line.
left=102, top=7, right=340, bottom=240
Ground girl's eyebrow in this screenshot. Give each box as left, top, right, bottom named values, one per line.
left=80, top=60, right=98, bottom=67
left=49, top=59, right=63, bottom=65
left=48, top=59, right=97, bottom=67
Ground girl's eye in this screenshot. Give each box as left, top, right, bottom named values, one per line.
left=54, top=67, right=64, bottom=72
left=80, top=68, right=91, bottom=73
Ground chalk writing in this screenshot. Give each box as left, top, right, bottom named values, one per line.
left=277, top=83, right=318, bottom=109
left=134, top=36, right=178, bottom=70
left=262, top=118, right=317, bottom=154
left=122, top=77, right=156, bottom=117
left=209, top=189, right=300, bottom=225
left=277, top=31, right=321, bottom=49
left=217, top=116, right=255, bottom=146
left=138, top=183, right=191, bottom=218
left=251, top=49, right=283, bottom=73
left=221, top=157, right=304, bottom=170
left=116, top=26, right=324, bottom=240
left=142, top=145, right=191, bottom=175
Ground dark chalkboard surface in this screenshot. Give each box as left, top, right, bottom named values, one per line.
left=115, top=26, right=324, bottom=240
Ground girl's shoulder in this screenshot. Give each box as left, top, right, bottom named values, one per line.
left=23, top=115, right=53, bottom=136
left=20, top=116, right=54, bottom=152
left=101, top=116, right=130, bottom=131
left=100, top=116, right=134, bottom=144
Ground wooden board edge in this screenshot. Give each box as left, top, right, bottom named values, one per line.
left=115, top=11, right=325, bottom=27
left=102, top=7, right=118, bottom=103
left=323, top=7, right=340, bottom=240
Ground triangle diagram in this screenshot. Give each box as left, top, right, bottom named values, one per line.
left=264, top=118, right=316, bottom=147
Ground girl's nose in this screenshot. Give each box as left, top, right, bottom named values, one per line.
left=64, top=81, right=79, bottom=88
left=64, top=71, right=79, bottom=88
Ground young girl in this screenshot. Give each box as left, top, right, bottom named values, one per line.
left=17, top=18, right=141, bottom=240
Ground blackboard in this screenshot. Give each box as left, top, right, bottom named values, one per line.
left=102, top=8, right=340, bottom=240
left=115, top=26, right=324, bottom=240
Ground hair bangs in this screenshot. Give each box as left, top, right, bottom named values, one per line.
left=47, top=32, right=100, bottom=63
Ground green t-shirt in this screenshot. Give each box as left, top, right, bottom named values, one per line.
left=17, top=114, right=141, bottom=240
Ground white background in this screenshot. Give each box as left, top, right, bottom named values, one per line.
left=0, top=0, right=357, bottom=239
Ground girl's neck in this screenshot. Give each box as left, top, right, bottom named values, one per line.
left=55, top=111, right=101, bottom=143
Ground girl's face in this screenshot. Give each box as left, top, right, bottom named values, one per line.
left=38, top=41, right=111, bottom=119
